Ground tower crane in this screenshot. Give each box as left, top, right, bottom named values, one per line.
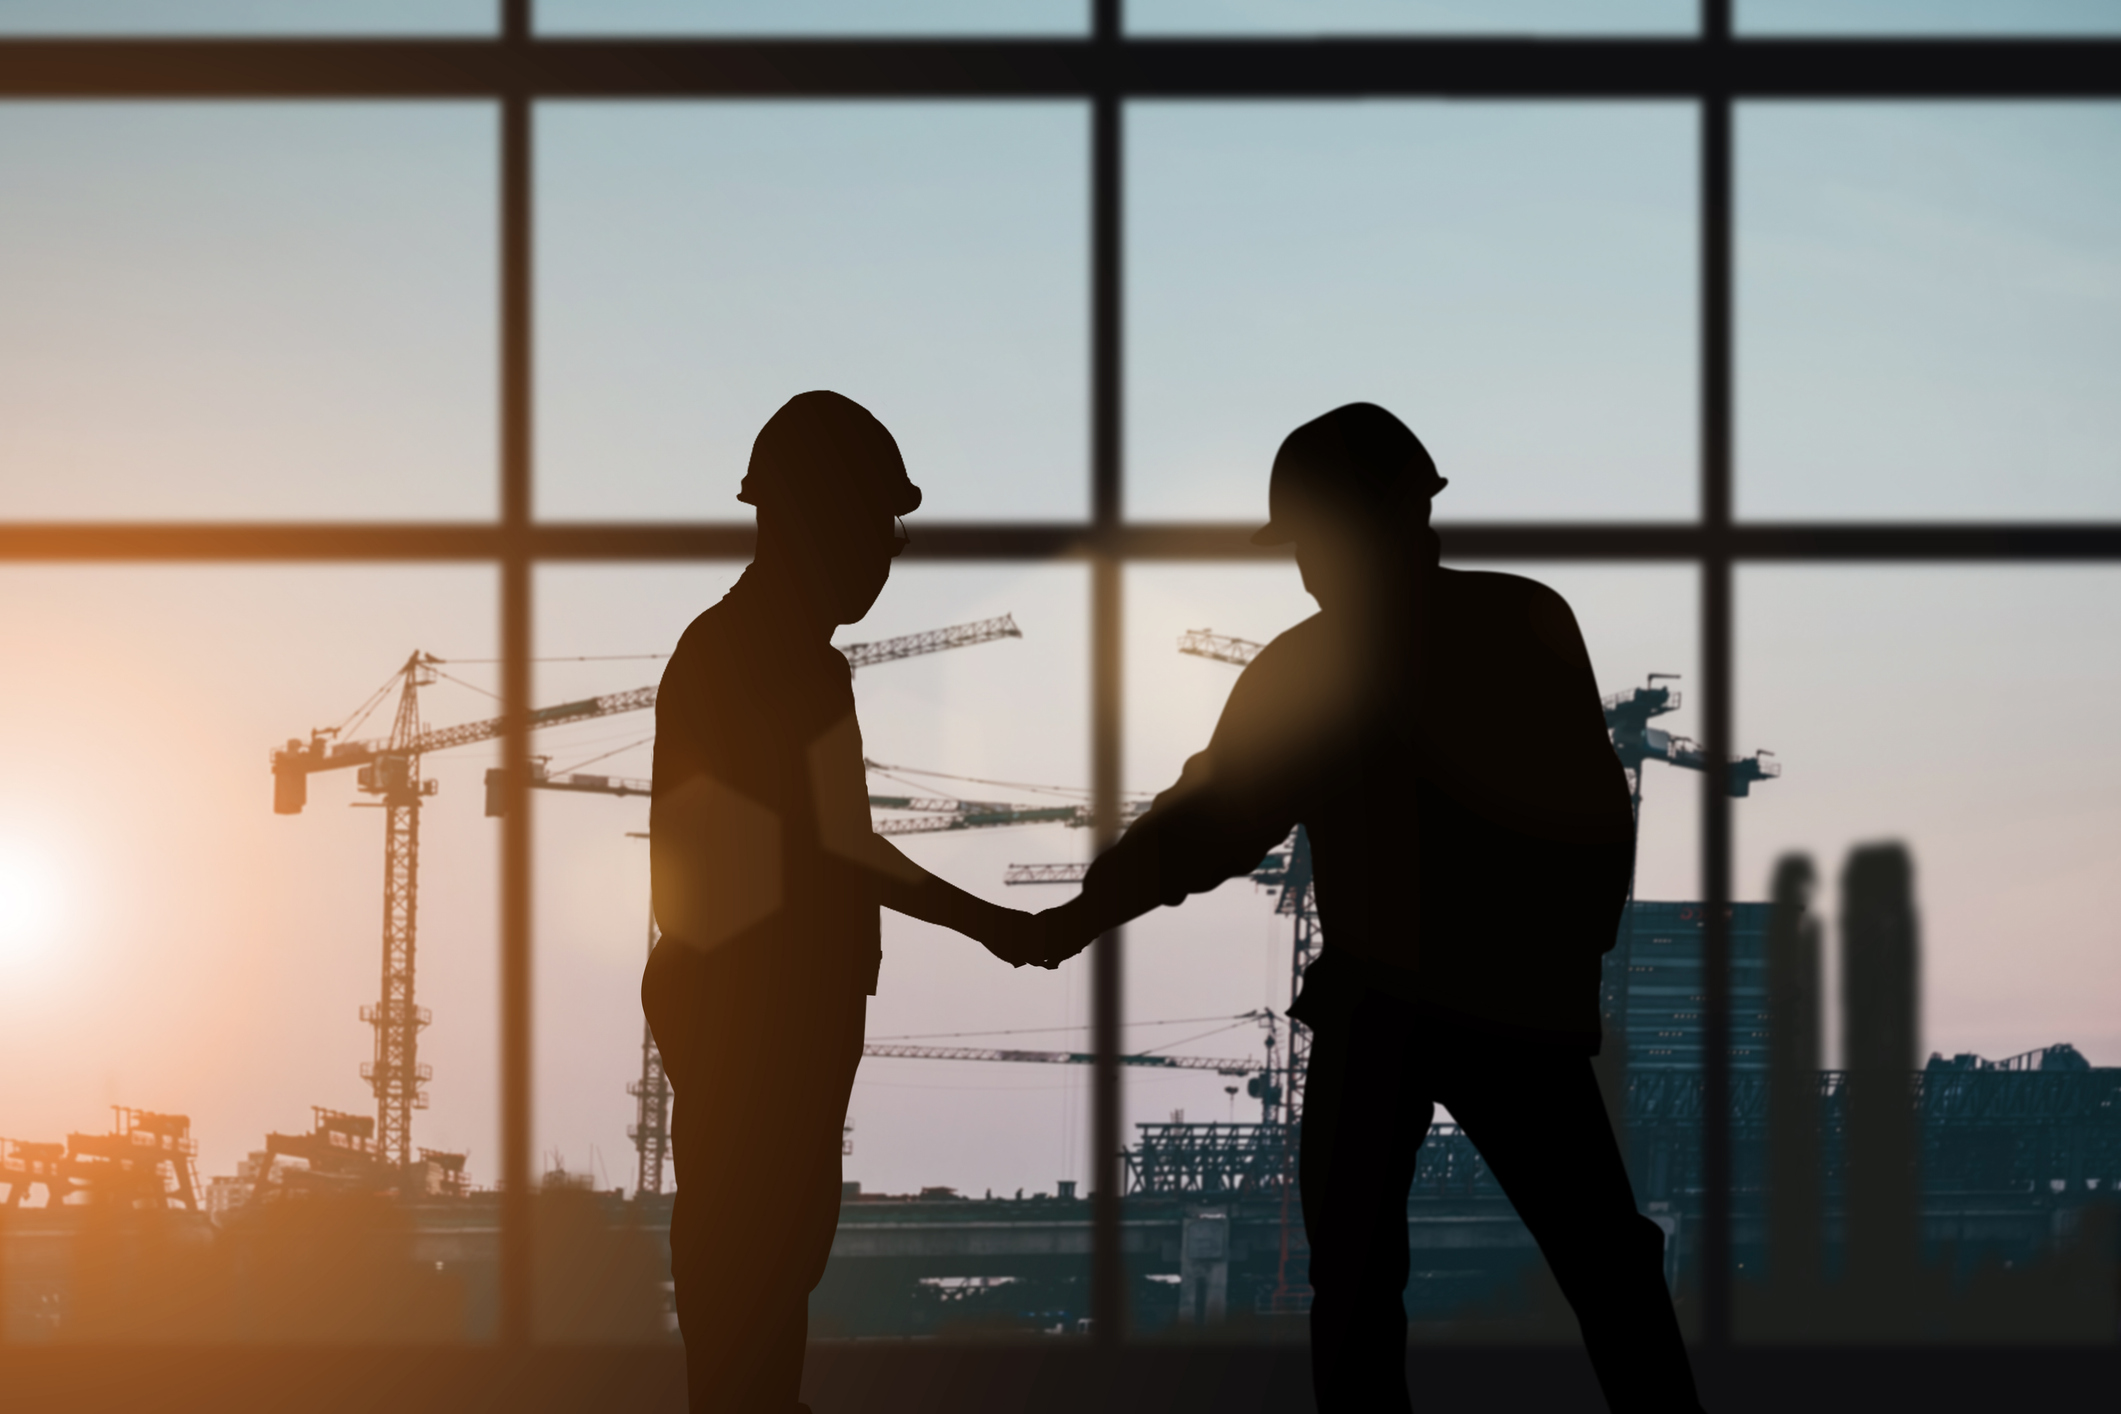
left=1602, top=672, right=1780, bottom=819
left=271, top=616, right=1021, bottom=1173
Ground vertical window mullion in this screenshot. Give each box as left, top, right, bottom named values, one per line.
left=1700, top=0, right=1736, bottom=1355
left=498, top=0, right=536, bottom=1353
left=1089, top=0, right=1127, bottom=1346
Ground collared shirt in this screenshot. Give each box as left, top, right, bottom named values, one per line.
left=650, top=569, right=883, bottom=997
left=1076, top=568, right=1635, bottom=1049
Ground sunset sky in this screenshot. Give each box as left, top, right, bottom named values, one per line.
left=1, top=63, right=2116, bottom=1200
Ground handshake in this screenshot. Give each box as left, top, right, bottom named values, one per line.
left=967, top=897, right=1098, bottom=971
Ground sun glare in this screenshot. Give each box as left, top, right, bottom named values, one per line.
left=0, top=849, right=60, bottom=964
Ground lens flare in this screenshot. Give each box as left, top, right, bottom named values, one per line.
left=0, top=849, right=59, bottom=962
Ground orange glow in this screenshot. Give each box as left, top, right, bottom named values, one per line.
left=0, top=839, right=61, bottom=965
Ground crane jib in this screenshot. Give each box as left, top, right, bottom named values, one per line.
left=274, top=685, right=662, bottom=781
left=859, top=1042, right=1260, bottom=1077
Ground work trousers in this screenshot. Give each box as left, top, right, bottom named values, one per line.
left=648, top=939, right=867, bottom=1414
left=1300, top=993, right=1704, bottom=1414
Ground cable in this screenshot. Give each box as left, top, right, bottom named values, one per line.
left=864, top=759, right=1095, bottom=802
left=329, top=664, right=408, bottom=741
left=547, top=736, right=655, bottom=778
left=440, top=653, right=670, bottom=664
left=855, top=1071, right=1202, bottom=1093
left=427, top=665, right=503, bottom=704
left=865, top=1013, right=1256, bottom=1042
left=1137, top=1019, right=1260, bottom=1057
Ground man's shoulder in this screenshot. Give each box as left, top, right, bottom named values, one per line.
left=659, top=599, right=749, bottom=699
left=1441, top=569, right=1581, bottom=641
left=1437, top=569, right=1591, bottom=678
left=1220, top=614, right=1347, bottom=729
left=1253, top=612, right=1330, bottom=665
left=1441, top=567, right=1569, bottom=613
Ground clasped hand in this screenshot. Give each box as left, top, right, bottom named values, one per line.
left=973, top=899, right=1096, bottom=970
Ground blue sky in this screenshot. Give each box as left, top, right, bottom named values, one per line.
left=0, top=75, right=2117, bottom=1206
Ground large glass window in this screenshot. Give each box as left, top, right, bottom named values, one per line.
left=1, top=7, right=2113, bottom=1387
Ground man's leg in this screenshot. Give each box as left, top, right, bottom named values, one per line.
left=655, top=944, right=865, bottom=1413
left=1300, top=997, right=1430, bottom=1414
left=1436, top=1051, right=1704, bottom=1414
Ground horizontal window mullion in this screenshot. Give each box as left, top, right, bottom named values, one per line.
left=3, top=39, right=2120, bottom=100
left=6, top=521, right=2121, bottom=563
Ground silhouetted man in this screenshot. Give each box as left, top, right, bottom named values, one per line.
left=1040, top=404, right=1704, bottom=1412
left=646, top=391, right=1038, bottom=1414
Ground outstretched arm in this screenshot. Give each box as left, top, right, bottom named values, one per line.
left=803, top=711, right=1049, bottom=967
left=873, top=836, right=1049, bottom=968
left=1038, top=634, right=1321, bottom=963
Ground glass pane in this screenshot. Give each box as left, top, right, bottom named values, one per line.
left=1740, top=0, right=2121, bottom=35
left=1128, top=103, right=1697, bottom=524
left=1116, top=560, right=1704, bottom=1338
left=1735, top=568, right=2121, bottom=1341
left=537, top=0, right=1084, bottom=35
left=537, top=103, right=1088, bottom=523
left=0, top=104, right=497, bottom=522
left=1129, top=0, right=1693, bottom=34
left=0, top=567, right=498, bottom=1342
left=0, top=0, right=492, bottom=33
left=530, top=561, right=1092, bottom=1340
left=1738, top=104, right=2121, bottom=521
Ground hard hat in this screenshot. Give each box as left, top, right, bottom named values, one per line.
left=1251, top=402, right=1446, bottom=547
left=737, top=390, right=923, bottom=520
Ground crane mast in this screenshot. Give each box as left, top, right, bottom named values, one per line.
left=361, top=655, right=438, bottom=1167
left=628, top=908, right=672, bottom=1199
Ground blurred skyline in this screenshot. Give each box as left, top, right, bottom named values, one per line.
left=1, top=81, right=2116, bottom=1201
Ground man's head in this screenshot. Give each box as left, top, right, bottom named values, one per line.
left=1254, top=403, right=1445, bottom=613
left=740, top=391, right=921, bottom=625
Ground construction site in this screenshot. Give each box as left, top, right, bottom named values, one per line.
left=2, top=622, right=2116, bottom=1345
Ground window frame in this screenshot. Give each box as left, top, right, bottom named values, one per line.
left=2, top=0, right=2117, bottom=1357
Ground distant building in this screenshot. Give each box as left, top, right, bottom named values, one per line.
left=1600, top=900, right=1772, bottom=1070
left=203, top=1150, right=274, bottom=1222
